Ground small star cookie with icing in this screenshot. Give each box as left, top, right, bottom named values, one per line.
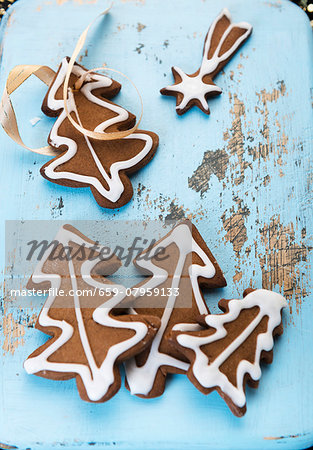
left=160, top=8, right=252, bottom=115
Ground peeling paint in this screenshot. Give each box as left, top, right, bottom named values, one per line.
left=189, top=81, right=288, bottom=195
left=2, top=275, right=37, bottom=355
left=263, top=174, right=271, bottom=186
left=55, top=0, right=97, bottom=5
left=136, top=22, right=146, bottom=32
left=120, top=0, right=146, bottom=4
left=227, top=94, right=251, bottom=185
left=1, top=251, right=35, bottom=354
left=186, top=80, right=301, bottom=307
left=221, top=199, right=250, bottom=254
left=2, top=311, right=25, bottom=355
left=78, top=49, right=88, bottom=63
left=164, top=201, right=186, bottom=221
left=253, top=81, right=288, bottom=163
left=233, top=271, right=243, bottom=283
left=134, top=43, right=144, bottom=54
left=188, top=149, right=230, bottom=195
left=263, top=1, right=283, bottom=10
left=258, top=216, right=312, bottom=308
left=117, top=23, right=127, bottom=32
left=264, top=433, right=304, bottom=440
left=136, top=184, right=206, bottom=223
left=50, top=196, right=64, bottom=218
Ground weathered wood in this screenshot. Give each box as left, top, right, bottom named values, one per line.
left=0, top=0, right=312, bottom=448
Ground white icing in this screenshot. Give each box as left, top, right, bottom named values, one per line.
left=24, top=225, right=151, bottom=402
left=176, top=289, right=287, bottom=408
left=163, top=8, right=252, bottom=112
left=125, top=223, right=216, bottom=396
left=44, top=58, right=154, bottom=203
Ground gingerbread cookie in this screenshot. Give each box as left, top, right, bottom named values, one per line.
left=41, top=58, right=159, bottom=209
left=170, top=288, right=287, bottom=416
left=24, top=224, right=160, bottom=402
left=160, top=9, right=252, bottom=115
left=124, top=221, right=226, bottom=398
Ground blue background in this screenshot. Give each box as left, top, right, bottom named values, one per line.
left=0, top=0, right=312, bottom=449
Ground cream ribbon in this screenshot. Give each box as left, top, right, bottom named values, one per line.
left=0, top=65, right=57, bottom=155
left=0, top=4, right=143, bottom=156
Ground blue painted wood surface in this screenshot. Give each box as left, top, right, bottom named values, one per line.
left=0, top=0, right=312, bottom=448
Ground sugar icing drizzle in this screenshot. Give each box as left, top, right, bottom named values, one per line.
left=162, top=8, right=252, bottom=113
left=125, top=223, right=216, bottom=396
left=176, top=289, right=287, bottom=408
left=44, top=58, right=154, bottom=203
left=24, top=225, right=151, bottom=402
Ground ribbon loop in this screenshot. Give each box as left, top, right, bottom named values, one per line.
left=0, top=3, right=144, bottom=156
left=63, top=3, right=143, bottom=141
left=0, top=65, right=57, bottom=156
left=65, top=66, right=143, bottom=141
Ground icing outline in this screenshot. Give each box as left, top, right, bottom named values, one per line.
left=24, top=225, right=152, bottom=402
left=44, top=58, right=155, bottom=204
left=176, top=289, right=287, bottom=408
left=161, top=8, right=252, bottom=114
left=125, top=223, right=217, bottom=396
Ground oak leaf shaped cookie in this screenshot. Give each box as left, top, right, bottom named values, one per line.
left=41, top=58, right=159, bottom=208
left=170, top=288, right=287, bottom=416
left=124, top=221, right=226, bottom=398
left=24, top=224, right=160, bottom=402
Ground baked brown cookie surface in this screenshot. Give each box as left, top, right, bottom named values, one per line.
left=170, top=288, right=287, bottom=416
left=124, top=221, right=227, bottom=398
left=41, top=58, right=159, bottom=209
left=24, top=224, right=160, bottom=402
left=160, top=9, right=252, bottom=115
